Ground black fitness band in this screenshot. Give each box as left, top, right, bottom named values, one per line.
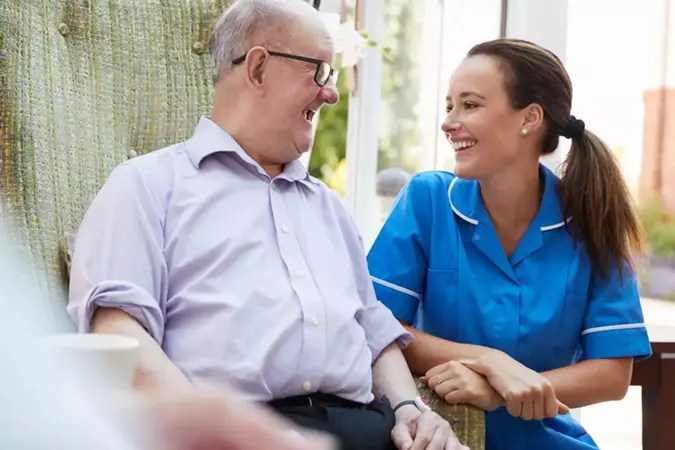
left=392, top=400, right=418, bottom=413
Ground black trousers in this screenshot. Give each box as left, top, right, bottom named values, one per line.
left=268, top=393, right=397, bottom=450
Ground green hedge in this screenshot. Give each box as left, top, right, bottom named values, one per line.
left=640, top=198, right=675, bottom=259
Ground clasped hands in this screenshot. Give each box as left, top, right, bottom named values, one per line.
left=420, top=352, right=569, bottom=420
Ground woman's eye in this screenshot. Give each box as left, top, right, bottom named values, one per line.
left=446, top=102, right=478, bottom=113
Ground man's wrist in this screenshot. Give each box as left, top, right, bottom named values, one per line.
left=394, top=402, right=420, bottom=417
left=393, top=402, right=421, bottom=423
left=392, top=396, right=431, bottom=415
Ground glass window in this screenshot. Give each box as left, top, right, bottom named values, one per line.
left=374, top=0, right=502, bottom=231
left=566, top=0, right=658, bottom=198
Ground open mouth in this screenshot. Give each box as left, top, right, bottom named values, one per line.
left=303, top=109, right=316, bottom=123
left=451, top=140, right=477, bottom=152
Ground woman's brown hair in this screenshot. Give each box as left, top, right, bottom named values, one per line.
left=467, top=38, right=644, bottom=282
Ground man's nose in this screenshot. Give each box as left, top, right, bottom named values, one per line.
left=319, top=78, right=339, bottom=105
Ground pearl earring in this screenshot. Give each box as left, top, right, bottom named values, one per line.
left=521, top=128, right=528, bottom=136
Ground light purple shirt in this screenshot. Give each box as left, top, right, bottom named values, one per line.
left=67, top=117, right=411, bottom=403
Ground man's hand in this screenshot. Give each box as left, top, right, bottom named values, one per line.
left=459, top=352, right=569, bottom=421
left=420, top=360, right=503, bottom=411
left=391, top=406, right=469, bottom=450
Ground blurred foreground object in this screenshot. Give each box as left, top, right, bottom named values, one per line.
left=39, top=333, right=140, bottom=392
left=0, top=221, right=137, bottom=449
left=0, top=219, right=335, bottom=450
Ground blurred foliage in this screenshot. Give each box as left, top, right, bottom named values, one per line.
left=639, top=197, right=675, bottom=259
left=376, top=0, right=421, bottom=174
left=309, top=0, right=423, bottom=189
left=612, top=144, right=626, bottom=160
left=309, top=71, right=350, bottom=189
left=328, top=158, right=348, bottom=196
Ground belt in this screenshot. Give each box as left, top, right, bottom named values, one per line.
left=268, top=393, right=366, bottom=410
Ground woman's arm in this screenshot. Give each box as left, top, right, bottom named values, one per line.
left=541, top=357, right=633, bottom=408
left=401, top=324, right=498, bottom=376
left=406, top=321, right=632, bottom=407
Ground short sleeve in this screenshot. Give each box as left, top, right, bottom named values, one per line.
left=366, top=174, right=432, bottom=325
left=581, top=262, right=652, bottom=361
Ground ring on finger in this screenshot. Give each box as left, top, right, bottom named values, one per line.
left=435, top=375, right=442, bottom=385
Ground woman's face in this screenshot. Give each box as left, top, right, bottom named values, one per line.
left=441, top=54, right=530, bottom=180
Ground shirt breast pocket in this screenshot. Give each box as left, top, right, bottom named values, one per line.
left=422, top=269, right=460, bottom=341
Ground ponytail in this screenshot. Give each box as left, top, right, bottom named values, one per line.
left=559, top=127, right=644, bottom=282
left=465, top=38, right=645, bottom=282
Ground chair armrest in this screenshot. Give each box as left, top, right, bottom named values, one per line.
left=416, top=379, right=485, bottom=450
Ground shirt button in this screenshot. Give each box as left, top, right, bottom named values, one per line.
left=302, top=381, right=312, bottom=392
left=474, top=234, right=480, bottom=240
left=295, top=269, right=306, bottom=278
left=309, top=316, right=320, bottom=325
left=280, top=225, right=290, bottom=234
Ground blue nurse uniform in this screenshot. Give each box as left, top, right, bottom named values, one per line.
left=366, top=165, right=652, bottom=450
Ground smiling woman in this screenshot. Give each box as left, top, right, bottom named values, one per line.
left=367, top=37, right=651, bottom=450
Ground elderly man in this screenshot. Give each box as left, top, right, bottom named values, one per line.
left=67, top=1, right=466, bottom=449
left=0, top=217, right=331, bottom=450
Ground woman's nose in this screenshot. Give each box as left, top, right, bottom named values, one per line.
left=441, top=116, right=459, bottom=134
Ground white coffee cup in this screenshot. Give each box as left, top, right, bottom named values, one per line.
left=39, top=333, right=139, bottom=392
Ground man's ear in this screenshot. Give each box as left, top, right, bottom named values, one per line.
left=243, top=46, right=269, bottom=91
left=520, top=103, right=544, bottom=135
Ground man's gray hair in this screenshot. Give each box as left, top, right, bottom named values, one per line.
left=208, top=0, right=319, bottom=83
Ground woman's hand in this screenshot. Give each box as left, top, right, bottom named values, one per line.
left=458, top=352, right=569, bottom=420
left=420, top=361, right=504, bottom=412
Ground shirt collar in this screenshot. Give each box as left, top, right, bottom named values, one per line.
left=448, top=164, right=568, bottom=232
left=185, top=116, right=320, bottom=187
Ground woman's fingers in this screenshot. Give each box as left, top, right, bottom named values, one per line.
left=557, top=400, right=570, bottom=415
left=434, top=378, right=461, bottom=398
left=520, top=399, right=534, bottom=421
left=532, top=394, right=545, bottom=420
left=424, top=361, right=453, bottom=383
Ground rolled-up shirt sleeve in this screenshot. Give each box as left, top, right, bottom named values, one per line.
left=67, top=162, right=169, bottom=344
left=581, top=262, right=652, bottom=361
left=356, top=272, right=413, bottom=361
left=343, top=218, right=412, bottom=362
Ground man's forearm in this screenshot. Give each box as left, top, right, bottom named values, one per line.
left=541, top=357, right=633, bottom=409
left=371, top=342, right=420, bottom=407
left=91, top=308, right=192, bottom=392
left=401, top=324, right=498, bottom=376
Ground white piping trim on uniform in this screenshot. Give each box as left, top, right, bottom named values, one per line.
left=447, top=176, right=570, bottom=231
left=540, top=217, right=572, bottom=231
left=581, top=323, right=646, bottom=336
left=447, top=178, right=478, bottom=225
left=371, top=277, right=421, bottom=300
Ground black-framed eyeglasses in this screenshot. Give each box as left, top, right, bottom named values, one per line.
left=232, top=50, right=335, bottom=87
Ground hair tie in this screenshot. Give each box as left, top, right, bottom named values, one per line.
left=560, top=116, right=585, bottom=139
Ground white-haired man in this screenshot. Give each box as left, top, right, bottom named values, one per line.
left=0, top=217, right=334, bottom=450
left=67, top=1, right=466, bottom=449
